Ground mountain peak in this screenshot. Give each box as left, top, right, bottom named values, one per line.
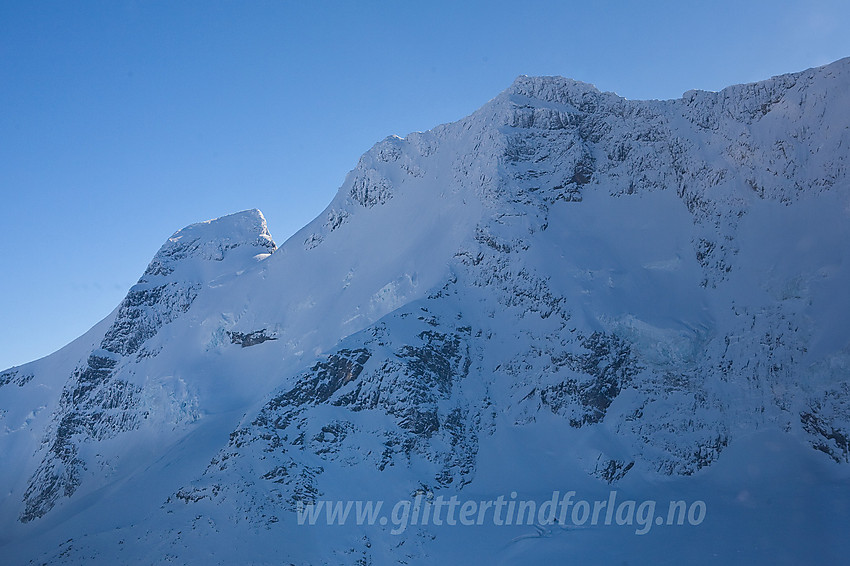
left=167, top=208, right=274, bottom=251
left=507, top=74, right=605, bottom=99
left=142, top=209, right=276, bottom=281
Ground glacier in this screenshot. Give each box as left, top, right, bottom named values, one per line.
left=1, top=58, right=850, bottom=564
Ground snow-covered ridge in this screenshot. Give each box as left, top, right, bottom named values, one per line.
left=303, top=58, right=849, bottom=255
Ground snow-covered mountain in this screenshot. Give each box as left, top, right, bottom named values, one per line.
left=2, top=58, right=850, bottom=564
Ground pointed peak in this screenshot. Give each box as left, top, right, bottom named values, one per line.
left=142, top=209, right=276, bottom=280
left=174, top=208, right=270, bottom=237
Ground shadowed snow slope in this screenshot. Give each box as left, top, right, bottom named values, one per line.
left=2, top=58, right=850, bottom=564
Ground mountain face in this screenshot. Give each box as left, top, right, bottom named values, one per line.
left=2, top=59, right=850, bottom=564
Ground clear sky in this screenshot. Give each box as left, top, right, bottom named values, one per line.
left=1, top=0, right=849, bottom=370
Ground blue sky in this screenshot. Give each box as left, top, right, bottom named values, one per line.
left=1, top=0, right=849, bottom=370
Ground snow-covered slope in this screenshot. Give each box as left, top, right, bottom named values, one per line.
left=2, top=58, right=850, bottom=564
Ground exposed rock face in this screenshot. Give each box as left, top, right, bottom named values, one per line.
left=0, top=368, right=33, bottom=388
left=21, top=352, right=142, bottom=523
left=172, top=307, right=477, bottom=520
left=227, top=329, right=278, bottom=348
left=101, top=283, right=199, bottom=357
